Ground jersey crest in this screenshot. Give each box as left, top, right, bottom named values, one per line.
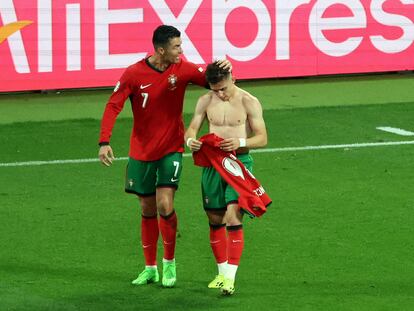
left=168, top=74, right=178, bottom=90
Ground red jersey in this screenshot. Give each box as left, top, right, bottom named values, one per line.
left=99, top=58, right=206, bottom=161
left=193, top=134, right=272, bottom=218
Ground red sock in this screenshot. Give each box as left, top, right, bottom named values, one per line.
left=159, top=211, right=177, bottom=260
left=227, top=225, right=244, bottom=265
left=141, top=215, right=159, bottom=266
left=209, top=223, right=227, bottom=264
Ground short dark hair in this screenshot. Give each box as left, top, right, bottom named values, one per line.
left=152, top=25, right=181, bottom=48
left=205, top=62, right=231, bottom=84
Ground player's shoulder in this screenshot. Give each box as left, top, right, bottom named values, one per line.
left=196, top=92, right=215, bottom=109
left=127, top=58, right=146, bottom=71
left=179, top=58, right=194, bottom=67
left=239, top=88, right=262, bottom=114
left=198, top=92, right=213, bottom=104
left=121, top=58, right=147, bottom=80
left=239, top=87, right=260, bottom=105
left=179, top=59, right=204, bottom=72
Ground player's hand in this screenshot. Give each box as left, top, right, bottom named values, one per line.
left=99, top=145, right=115, bottom=166
left=186, top=137, right=203, bottom=152
left=219, top=138, right=240, bottom=152
left=216, top=59, right=232, bottom=72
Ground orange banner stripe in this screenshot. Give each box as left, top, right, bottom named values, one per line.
left=0, top=20, right=33, bottom=44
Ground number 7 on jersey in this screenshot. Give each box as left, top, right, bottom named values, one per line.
left=141, top=93, right=149, bottom=108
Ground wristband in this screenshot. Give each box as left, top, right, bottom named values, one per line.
left=238, top=138, right=246, bottom=147
left=186, top=137, right=194, bottom=147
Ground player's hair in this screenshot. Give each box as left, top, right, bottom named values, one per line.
left=205, top=62, right=231, bottom=84
left=152, top=25, right=181, bottom=48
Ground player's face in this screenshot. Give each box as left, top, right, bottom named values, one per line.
left=163, top=37, right=183, bottom=64
left=210, top=77, right=234, bottom=101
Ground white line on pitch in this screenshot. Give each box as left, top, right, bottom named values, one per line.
left=376, top=126, right=414, bottom=136
left=1, top=140, right=414, bottom=168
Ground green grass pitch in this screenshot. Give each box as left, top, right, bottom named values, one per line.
left=1, top=73, right=414, bottom=310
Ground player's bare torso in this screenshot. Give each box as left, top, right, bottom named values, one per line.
left=206, top=87, right=254, bottom=139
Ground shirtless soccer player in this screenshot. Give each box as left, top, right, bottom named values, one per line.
left=184, top=62, right=268, bottom=295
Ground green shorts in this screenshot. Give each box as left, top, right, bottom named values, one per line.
left=201, top=153, right=253, bottom=210
left=125, top=152, right=183, bottom=196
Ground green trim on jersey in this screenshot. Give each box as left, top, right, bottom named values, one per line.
left=201, top=153, right=253, bottom=210
left=125, top=152, right=183, bottom=196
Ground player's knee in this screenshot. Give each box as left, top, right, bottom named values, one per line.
left=226, top=217, right=242, bottom=227
left=156, top=197, right=173, bottom=216
left=206, top=210, right=225, bottom=225
left=225, top=206, right=243, bottom=226
left=139, top=197, right=157, bottom=216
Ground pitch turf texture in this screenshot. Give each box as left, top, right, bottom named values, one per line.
left=1, top=73, right=414, bottom=310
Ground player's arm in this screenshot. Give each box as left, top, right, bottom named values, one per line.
left=244, top=96, right=267, bottom=148
left=98, top=69, right=132, bottom=166
left=184, top=94, right=209, bottom=152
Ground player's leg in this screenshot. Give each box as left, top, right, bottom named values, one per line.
left=220, top=153, right=252, bottom=294
left=156, top=187, right=177, bottom=287
left=156, top=152, right=183, bottom=287
left=206, top=211, right=227, bottom=288
left=202, top=167, right=228, bottom=288
left=131, top=195, right=160, bottom=285
left=126, top=158, right=160, bottom=285
left=221, top=203, right=243, bottom=295
left=156, top=188, right=177, bottom=259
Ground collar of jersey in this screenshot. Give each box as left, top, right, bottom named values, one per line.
left=145, top=57, right=170, bottom=73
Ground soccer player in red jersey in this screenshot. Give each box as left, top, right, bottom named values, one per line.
left=98, top=25, right=231, bottom=288
left=185, top=62, right=268, bottom=295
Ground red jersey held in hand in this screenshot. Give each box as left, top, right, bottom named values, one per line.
left=193, top=133, right=272, bottom=218
left=99, top=58, right=206, bottom=161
